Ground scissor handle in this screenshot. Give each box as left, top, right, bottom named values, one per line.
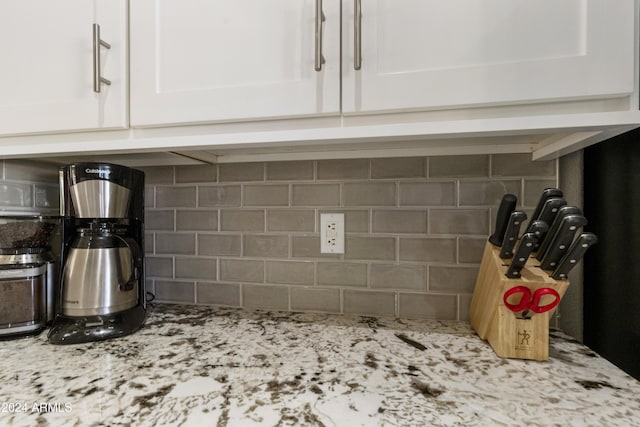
left=503, top=286, right=531, bottom=312
left=529, top=288, right=561, bottom=313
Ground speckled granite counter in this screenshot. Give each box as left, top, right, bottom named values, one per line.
left=1, top=304, right=639, bottom=427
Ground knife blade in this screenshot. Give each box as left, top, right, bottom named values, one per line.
left=505, top=232, right=538, bottom=278
left=526, top=188, right=563, bottom=233
left=550, top=232, right=598, bottom=280
left=499, top=211, right=527, bottom=259
left=539, top=214, right=588, bottom=270
left=488, top=194, right=517, bottom=246
left=536, top=205, right=583, bottom=261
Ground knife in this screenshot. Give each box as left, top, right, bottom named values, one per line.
left=505, top=232, right=538, bottom=278
left=539, top=214, right=588, bottom=270
left=525, top=188, right=563, bottom=233
left=499, top=211, right=527, bottom=259
left=550, top=232, right=598, bottom=280
left=488, top=194, right=517, bottom=246
left=536, top=206, right=583, bottom=261
left=533, top=198, right=566, bottom=250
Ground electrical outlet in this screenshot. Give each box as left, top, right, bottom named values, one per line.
left=320, top=213, right=345, bottom=254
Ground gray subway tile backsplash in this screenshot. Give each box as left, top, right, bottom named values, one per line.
left=343, top=290, right=396, bottom=317
left=459, top=180, right=521, bottom=206
left=266, top=260, right=315, bottom=285
left=146, top=210, right=175, bottom=231
left=399, top=181, right=456, bottom=206
left=429, top=155, right=490, bottom=178
left=398, top=293, right=458, bottom=320
left=292, top=184, right=340, bottom=206
left=429, top=265, right=480, bottom=293
left=345, top=236, right=396, bottom=261
left=175, top=165, right=217, bottom=183
left=176, top=210, right=218, bottom=231
left=175, top=257, right=217, bottom=280
left=242, top=234, right=288, bottom=258
left=140, top=166, right=174, bottom=184
left=267, top=209, right=315, bottom=232
left=155, top=281, right=195, bottom=303
left=243, top=184, right=289, bottom=206
left=429, top=209, right=490, bottom=235
left=370, top=264, right=426, bottom=290
left=220, top=259, right=264, bottom=283
left=219, top=162, right=264, bottom=182
left=198, top=185, right=242, bottom=207
left=316, top=262, right=368, bottom=287
left=398, top=238, right=457, bottom=263
left=141, top=154, right=557, bottom=320
left=291, top=287, right=341, bottom=313
left=156, top=233, right=196, bottom=255
left=0, top=155, right=559, bottom=320
left=196, top=282, right=240, bottom=306
left=266, top=161, right=314, bottom=181
left=317, top=159, right=369, bottom=180
left=242, top=284, right=289, bottom=310
left=372, top=210, right=427, bottom=234
left=458, top=237, right=487, bottom=263
left=343, top=182, right=396, bottom=206
left=156, top=186, right=196, bottom=208
left=198, top=234, right=241, bottom=257
left=371, top=157, right=426, bottom=179
left=220, top=209, right=265, bottom=232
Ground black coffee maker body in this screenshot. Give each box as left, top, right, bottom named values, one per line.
left=48, top=163, right=145, bottom=344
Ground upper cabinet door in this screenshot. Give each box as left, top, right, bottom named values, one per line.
left=0, top=0, right=128, bottom=136
left=342, top=0, right=635, bottom=114
left=130, top=0, right=341, bottom=127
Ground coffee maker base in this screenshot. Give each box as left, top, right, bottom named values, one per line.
left=47, top=305, right=145, bottom=345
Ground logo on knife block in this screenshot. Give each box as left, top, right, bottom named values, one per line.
left=516, top=329, right=533, bottom=350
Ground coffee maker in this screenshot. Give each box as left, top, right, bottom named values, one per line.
left=48, top=163, right=145, bottom=344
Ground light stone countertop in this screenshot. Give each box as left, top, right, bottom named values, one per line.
left=1, top=304, right=639, bottom=427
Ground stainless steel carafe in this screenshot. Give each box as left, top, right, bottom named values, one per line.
left=61, top=226, right=139, bottom=317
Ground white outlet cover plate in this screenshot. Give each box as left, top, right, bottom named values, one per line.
left=320, top=213, right=345, bottom=254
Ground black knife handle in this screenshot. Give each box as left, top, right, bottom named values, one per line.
left=536, top=205, right=583, bottom=261
left=539, top=215, right=588, bottom=270
left=537, top=198, right=567, bottom=231
left=506, top=232, right=538, bottom=278
left=489, top=194, right=517, bottom=246
left=526, top=188, right=563, bottom=232
left=499, top=211, right=527, bottom=259
left=551, top=232, right=598, bottom=280
left=533, top=198, right=566, bottom=250
left=527, top=220, right=549, bottom=251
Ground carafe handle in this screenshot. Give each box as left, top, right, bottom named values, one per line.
left=116, top=236, right=141, bottom=292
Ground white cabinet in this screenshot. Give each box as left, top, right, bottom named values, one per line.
left=131, top=0, right=635, bottom=124
left=130, top=0, right=341, bottom=127
left=0, top=0, right=128, bottom=136
left=342, top=0, right=635, bottom=113
left=0, top=0, right=637, bottom=163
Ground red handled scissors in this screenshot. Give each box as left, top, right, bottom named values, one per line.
left=503, top=286, right=560, bottom=318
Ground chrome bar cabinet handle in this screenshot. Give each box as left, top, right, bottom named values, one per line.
left=315, top=0, right=326, bottom=71
left=93, top=23, right=112, bottom=93
left=354, top=0, right=362, bottom=70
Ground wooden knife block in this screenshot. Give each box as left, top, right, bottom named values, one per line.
left=469, top=242, right=570, bottom=361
